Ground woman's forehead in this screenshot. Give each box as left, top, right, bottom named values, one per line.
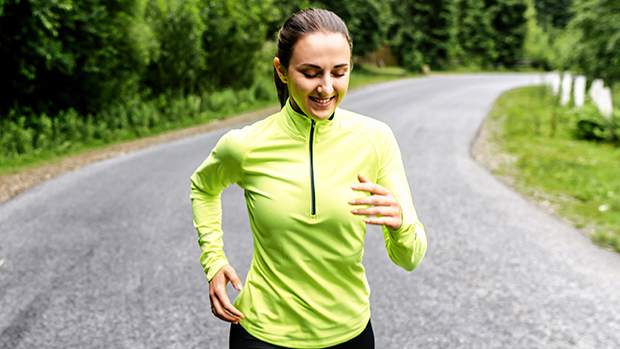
left=291, top=32, right=351, bottom=67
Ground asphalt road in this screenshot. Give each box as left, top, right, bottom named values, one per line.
left=2, top=74, right=620, bottom=348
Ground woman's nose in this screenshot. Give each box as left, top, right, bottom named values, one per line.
left=317, top=75, right=334, bottom=96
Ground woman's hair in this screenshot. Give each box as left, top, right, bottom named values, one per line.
left=274, top=8, right=352, bottom=108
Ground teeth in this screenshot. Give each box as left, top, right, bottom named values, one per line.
left=312, top=97, right=330, bottom=104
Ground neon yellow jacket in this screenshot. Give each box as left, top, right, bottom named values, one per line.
left=190, top=100, right=427, bottom=347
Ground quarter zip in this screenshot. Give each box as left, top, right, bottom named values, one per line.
left=309, top=120, right=316, bottom=216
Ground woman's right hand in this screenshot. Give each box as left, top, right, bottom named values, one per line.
left=209, top=265, right=245, bottom=324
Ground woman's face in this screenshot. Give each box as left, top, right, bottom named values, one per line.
left=275, top=32, right=351, bottom=121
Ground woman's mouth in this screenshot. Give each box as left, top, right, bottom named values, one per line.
left=309, top=96, right=334, bottom=106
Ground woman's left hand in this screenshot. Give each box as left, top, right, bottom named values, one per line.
left=349, top=174, right=402, bottom=230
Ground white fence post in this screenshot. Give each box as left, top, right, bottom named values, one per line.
left=598, top=87, right=613, bottom=118
left=560, top=71, right=572, bottom=106
left=573, top=76, right=586, bottom=108
left=547, top=71, right=561, bottom=96
left=589, top=79, right=604, bottom=105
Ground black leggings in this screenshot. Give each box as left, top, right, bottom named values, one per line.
left=229, top=319, right=374, bottom=349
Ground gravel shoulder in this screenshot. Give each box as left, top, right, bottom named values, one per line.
left=0, top=106, right=279, bottom=206
left=471, top=107, right=514, bottom=184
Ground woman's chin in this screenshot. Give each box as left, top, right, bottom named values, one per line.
left=306, top=102, right=337, bottom=120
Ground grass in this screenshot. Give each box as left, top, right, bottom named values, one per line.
left=0, top=64, right=415, bottom=176
left=487, top=85, right=620, bottom=252
left=348, top=64, right=415, bottom=90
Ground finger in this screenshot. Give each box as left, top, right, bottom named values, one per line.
left=212, top=297, right=243, bottom=324
left=210, top=278, right=245, bottom=323
left=362, top=216, right=399, bottom=227
left=210, top=295, right=226, bottom=319
left=215, top=287, right=245, bottom=319
left=224, top=268, right=243, bottom=291
left=351, top=206, right=399, bottom=217
left=355, top=174, right=391, bottom=195
left=212, top=287, right=244, bottom=322
left=349, top=195, right=394, bottom=207
left=357, top=173, right=370, bottom=183
left=350, top=182, right=391, bottom=196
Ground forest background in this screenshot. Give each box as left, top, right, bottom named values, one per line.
left=0, top=0, right=618, bottom=168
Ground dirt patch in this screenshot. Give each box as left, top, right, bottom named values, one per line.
left=0, top=106, right=280, bottom=205
left=471, top=113, right=516, bottom=186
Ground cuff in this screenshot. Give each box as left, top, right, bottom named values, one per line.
left=205, top=259, right=229, bottom=282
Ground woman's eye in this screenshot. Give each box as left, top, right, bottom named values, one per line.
left=303, top=73, right=318, bottom=78
left=333, top=73, right=345, bottom=77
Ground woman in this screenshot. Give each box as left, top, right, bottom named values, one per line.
left=191, top=8, right=427, bottom=349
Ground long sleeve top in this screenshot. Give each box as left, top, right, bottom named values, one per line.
left=190, top=99, right=427, bottom=348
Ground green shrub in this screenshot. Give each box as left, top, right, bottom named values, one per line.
left=0, top=116, right=34, bottom=157
left=252, top=78, right=274, bottom=102
left=204, top=89, right=238, bottom=115
left=33, top=114, right=54, bottom=150
left=570, top=104, right=620, bottom=143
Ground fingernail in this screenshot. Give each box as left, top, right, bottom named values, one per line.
left=351, top=185, right=358, bottom=189
left=363, top=219, right=370, bottom=223
left=348, top=200, right=356, bottom=204
left=351, top=209, right=358, bottom=214
left=236, top=284, right=243, bottom=290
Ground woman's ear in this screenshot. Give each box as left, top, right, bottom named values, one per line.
left=274, top=57, right=288, bottom=83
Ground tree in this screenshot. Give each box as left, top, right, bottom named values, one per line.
left=487, top=0, right=528, bottom=67
left=388, top=0, right=451, bottom=71
left=569, top=0, right=620, bottom=85
left=0, top=0, right=157, bottom=117
left=266, top=0, right=313, bottom=40
left=317, top=0, right=393, bottom=57
left=199, top=0, right=276, bottom=90
left=534, top=0, right=574, bottom=29
left=454, top=0, right=497, bottom=67
left=144, top=0, right=206, bottom=97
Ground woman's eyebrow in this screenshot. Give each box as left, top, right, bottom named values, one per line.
left=298, top=63, right=349, bottom=69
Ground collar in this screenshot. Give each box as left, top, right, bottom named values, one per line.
left=276, top=98, right=339, bottom=141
